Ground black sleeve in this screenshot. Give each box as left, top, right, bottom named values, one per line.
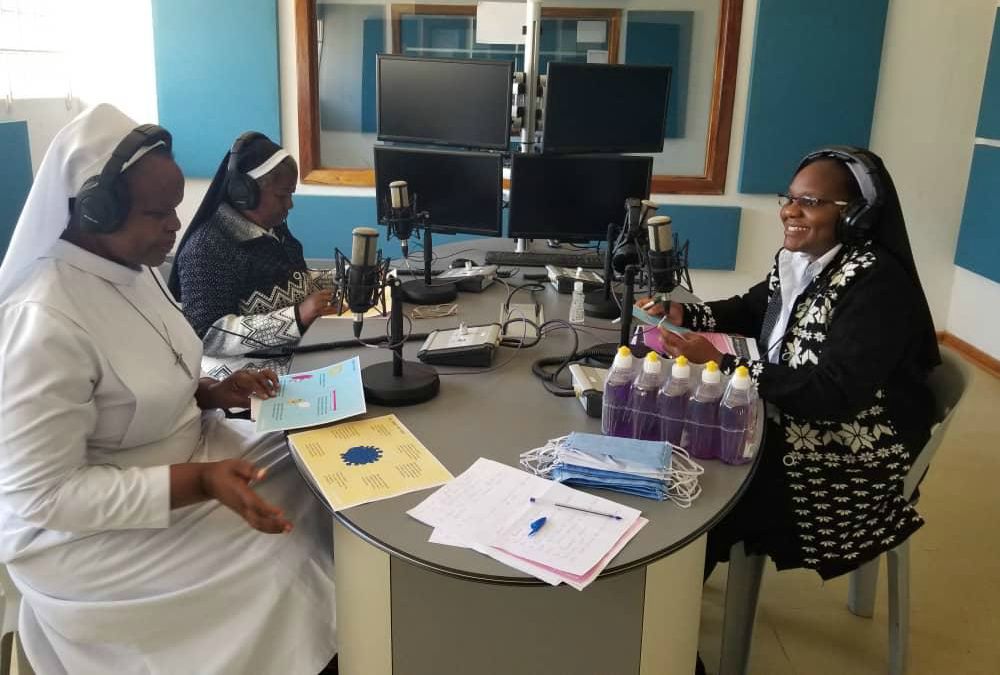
left=719, top=259, right=923, bottom=421
left=680, top=277, right=770, bottom=337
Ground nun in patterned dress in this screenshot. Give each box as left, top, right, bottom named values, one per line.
left=0, top=105, right=337, bottom=674
left=640, top=146, right=940, bottom=582
left=168, top=132, right=337, bottom=379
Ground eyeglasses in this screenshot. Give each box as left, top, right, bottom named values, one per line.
left=777, top=194, right=849, bottom=209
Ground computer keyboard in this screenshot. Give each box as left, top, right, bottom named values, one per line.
left=485, top=250, right=605, bottom=269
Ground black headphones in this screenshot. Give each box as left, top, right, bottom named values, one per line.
left=74, top=124, right=172, bottom=234
left=797, top=145, right=885, bottom=244
left=225, top=131, right=268, bottom=211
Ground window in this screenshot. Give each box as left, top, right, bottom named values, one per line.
left=0, top=0, right=72, bottom=101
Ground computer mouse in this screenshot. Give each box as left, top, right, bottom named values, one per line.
left=450, top=258, right=479, bottom=269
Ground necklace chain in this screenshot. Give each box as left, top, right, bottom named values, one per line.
left=108, top=282, right=194, bottom=379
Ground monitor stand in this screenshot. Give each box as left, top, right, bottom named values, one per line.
left=515, top=238, right=530, bottom=253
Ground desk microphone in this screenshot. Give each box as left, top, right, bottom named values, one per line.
left=647, top=215, right=691, bottom=294
left=612, top=199, right=657, bottom=274
left=387, top=180, right=417, bottom=259
left=347, top=227, right=381, bottom=338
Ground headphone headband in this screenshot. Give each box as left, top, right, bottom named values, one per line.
left=798, top=145, right=884, bottom=243
left=75, top=124, right=173, bottom=234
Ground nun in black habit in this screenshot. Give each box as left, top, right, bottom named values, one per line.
left=168, top=132, right=336, bottom=378
left=640, top=146, right=941, bottom=582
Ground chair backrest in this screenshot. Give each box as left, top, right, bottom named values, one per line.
left=903, top=348, right=972, bottom=499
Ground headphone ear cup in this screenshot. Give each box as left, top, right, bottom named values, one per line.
left=75, top=176, right=122, bottom=234
left=837, top=201, right=868, bottom=244
left=226, top=174, right=260, bottom=211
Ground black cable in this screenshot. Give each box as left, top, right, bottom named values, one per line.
left=246, top=332, right=431, bottom=359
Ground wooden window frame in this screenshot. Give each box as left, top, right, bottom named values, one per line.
left=295, top=0, right=742, bottom=194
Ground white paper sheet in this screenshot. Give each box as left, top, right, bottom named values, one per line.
left=491, top=481, right=641, bottom=576
left=577, top=20, right=607, bottom=43
left=476, top=1, right=526, bottom=45
left=586, top=49, right=609, bottom=64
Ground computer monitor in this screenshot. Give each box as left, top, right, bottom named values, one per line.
left=377, top=55, right=514, bottom=151
left=374, top=146, right=504, bottom=236
left=507, top=154, right=653, bottom=241
left=542, top=63, right=672, bottom=154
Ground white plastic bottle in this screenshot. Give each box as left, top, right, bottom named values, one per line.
left=719, top=366, right=754, bottom=465
left=568, top=280, right=585, bottom=324
left=629, top=352, right=666, bottom=440
left=602, top=346, right=637, bottom=437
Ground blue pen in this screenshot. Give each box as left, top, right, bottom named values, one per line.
left=528, top=516, right=547, bottom=536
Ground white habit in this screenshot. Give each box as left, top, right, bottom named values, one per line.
left=0, top=104, right=337, bottom=675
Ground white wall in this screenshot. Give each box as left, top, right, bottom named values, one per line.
left=868, top=0, right=998, bottom=330
left=948, top=266, right=1000, bottom=357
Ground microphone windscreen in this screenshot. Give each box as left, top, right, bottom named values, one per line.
left=647, top=216, right=673, bottom=253
left=389, top=180, right=410, bottom=209
left=351, top=227, right=379, bottom=267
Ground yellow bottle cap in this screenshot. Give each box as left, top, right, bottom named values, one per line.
left=705, top=360, right=719, bottom=372
left=617, top=346, right=632, bottom=358
left=675, top=355, right=688, bottom=366
left=735, top=365, right=749, bottom=378
left=646, top=351, right=660, bottom=362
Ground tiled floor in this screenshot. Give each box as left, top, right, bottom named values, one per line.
left=698, top=356, right=1000, bottom=674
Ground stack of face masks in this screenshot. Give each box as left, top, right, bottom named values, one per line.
left=519, top=432, right=704, bottom=507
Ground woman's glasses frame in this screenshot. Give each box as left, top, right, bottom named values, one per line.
left=777, top=193, right=849, bottom=209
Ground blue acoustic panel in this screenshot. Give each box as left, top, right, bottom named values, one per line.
left=955, top=144, right=1000, bottom=284
left=0, top=121, right=32, bottom=262
left=976, top=10, right=1000, bottom=139
left=289, top=195, right=484, bottom=261
left=361, top=18, right=385, bottom=133
left=625, top=11, right=692, bottom=139
left=152, top=0, right=281, bottom=177
left=659, top=204, right=741, bottom=270
left=739, top=0, right=889, bottom=194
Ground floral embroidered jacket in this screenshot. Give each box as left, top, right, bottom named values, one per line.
left=681, top=241, right=933, bottom=577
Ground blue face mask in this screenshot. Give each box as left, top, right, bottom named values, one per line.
left=565, top=432, right=670, bottom=472
left=520, top=434, right=704, bottom=506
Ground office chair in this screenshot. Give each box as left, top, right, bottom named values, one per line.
left=717, top=348, right=971, bottom=675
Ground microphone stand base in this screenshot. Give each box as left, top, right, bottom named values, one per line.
left=400, top=279, right=458, bottom=305
left=362, top=361, right=440, bottom=406
left=583, top=289, right=620, bottom=320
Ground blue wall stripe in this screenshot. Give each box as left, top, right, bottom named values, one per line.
left=0, top=121, right=33, bottom=262
left=976, top=9, right=1000, bottom=140
left=152, top=0, right=281, bottom=177
left=289, top=196, right=740, bottom=270
left=955, top=144, right=1000, bottom=284
left=738, top=0, right=889, bottom=194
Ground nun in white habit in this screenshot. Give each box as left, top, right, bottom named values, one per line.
left=0, top=105, right=337, bottom=674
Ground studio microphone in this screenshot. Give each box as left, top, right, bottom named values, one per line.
left=612, top=199, right=658, bottom=274
left=388, top=180, right=416, bottom=258
left=647, top=215, right=690, bottom=294
left=348, top=226, right=380, bottom=338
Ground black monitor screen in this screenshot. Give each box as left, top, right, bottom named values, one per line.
left=374, top=146, right=503, bottom=236
left=377, top=55, right=513, bottom=151
left=543, top=63, right=672, bottom=154
left=507, top=154, right=653, bottom=240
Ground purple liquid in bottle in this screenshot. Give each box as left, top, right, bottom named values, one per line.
left=629, top=353, right=665, bottom=440
left=602, top=347, right=637, bottom=438
left=659, top=357, right=691, bottom=446
left=684, top=362, right=723, bottom=460
left=718, top=367, right=754, bottom=465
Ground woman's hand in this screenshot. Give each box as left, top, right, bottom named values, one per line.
left=201, top=460, right=292, bottom=534
left=636, top=297, right=684, bottom=325
left=197, top=369, right=280, bottom=410
left=657, top=329, right=725, bottom=365
left=298, top=290, right=338, bottom=328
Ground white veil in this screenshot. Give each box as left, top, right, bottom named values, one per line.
left=0, top=104, right=150, bottom=300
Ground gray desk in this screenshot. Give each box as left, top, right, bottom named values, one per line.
left=291, top=238, right=760, bottom=675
